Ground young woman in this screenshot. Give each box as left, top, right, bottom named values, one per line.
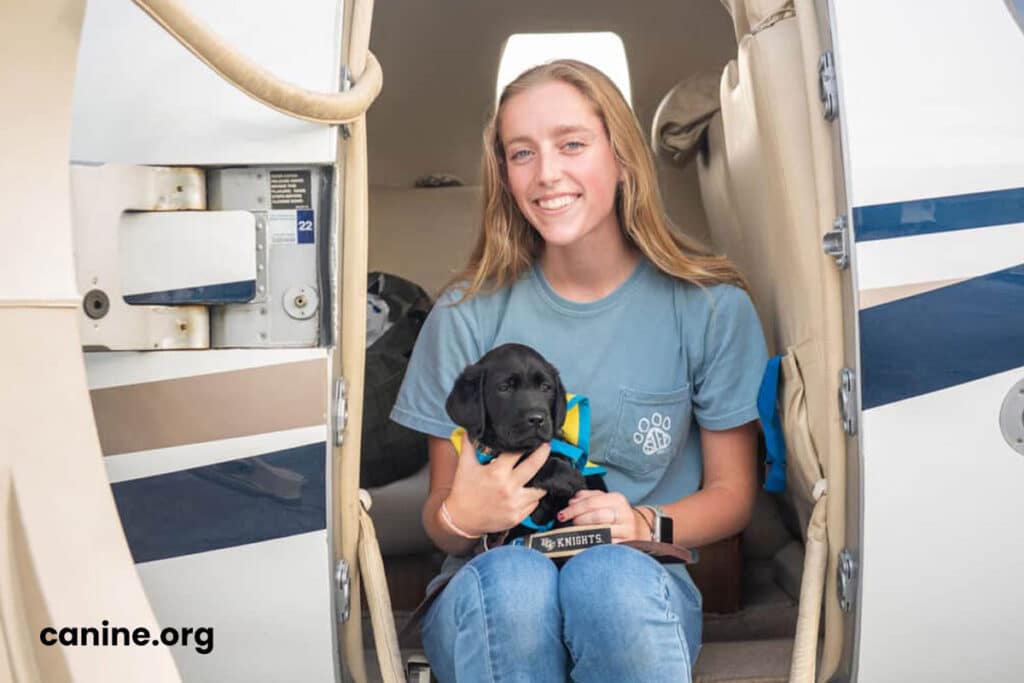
left=390, top=59, right=767, bottom=682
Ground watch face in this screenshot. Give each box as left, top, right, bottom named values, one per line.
left=660, top=516, right=674, bottom=543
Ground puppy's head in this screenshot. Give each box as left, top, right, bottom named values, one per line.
left=445, top=343, right=567, bottom=453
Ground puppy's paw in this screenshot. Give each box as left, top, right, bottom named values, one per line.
left=527, top=457, right=586, bottom=527
left=530, top=457, right=584, bottom=497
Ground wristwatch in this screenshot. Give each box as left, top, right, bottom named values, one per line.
left=642, top=505, right=673, bottom=543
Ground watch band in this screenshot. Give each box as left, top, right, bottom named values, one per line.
left=640, top=505, right=673, bottom=543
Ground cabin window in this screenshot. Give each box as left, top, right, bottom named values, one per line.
left=496, top=32, right=632, bottom=105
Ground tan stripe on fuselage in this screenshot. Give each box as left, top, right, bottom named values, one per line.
left=859, top=277, right=967, bottom=309
left=90, top=359, right=327, bottom=455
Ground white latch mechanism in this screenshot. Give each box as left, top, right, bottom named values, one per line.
left=71, top=164, right=256, bottom=350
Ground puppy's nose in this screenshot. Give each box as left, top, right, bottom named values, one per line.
left=525, top=411, right=547, bottom=427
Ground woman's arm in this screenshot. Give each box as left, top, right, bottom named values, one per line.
left=559, top=420, right=758, bottom=547
left=658, top=421, right=758, bottom=547
left=422, top=437, right=478, bottom=555
left=422, top=435, right=550, bottom=555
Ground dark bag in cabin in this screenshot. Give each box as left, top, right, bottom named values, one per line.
left=360, top=272, right=433, bottom=488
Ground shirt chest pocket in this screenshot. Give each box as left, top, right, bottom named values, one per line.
left=605, top=385, right=692, bottom=477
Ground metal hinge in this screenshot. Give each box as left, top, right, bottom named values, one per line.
left=839, top=368, right=858, bottom=436
left=340, top=65, right=353, bottom=140
left=334, top=377, right=348, bottom=447
left=837, top=548, right=858, bottom=612
left=335, top=558, right=351, bottom=623
left=818, top=51, right=839, bottom=121
left=823, top=215, right=850, bottom=269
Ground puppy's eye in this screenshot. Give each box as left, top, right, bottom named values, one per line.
left=541, top=382, right=553, bottom=392
left=497, top=382, right=511, bottom=393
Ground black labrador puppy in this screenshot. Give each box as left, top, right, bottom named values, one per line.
left=445, top=343, right=587, bottom=538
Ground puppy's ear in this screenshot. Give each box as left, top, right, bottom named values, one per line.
left=549, top=366, right=568, bottom=435
left=445, top=363, right=487, bottom=440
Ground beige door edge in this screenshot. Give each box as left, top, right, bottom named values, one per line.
left=0, top=1, right=181, bottom=681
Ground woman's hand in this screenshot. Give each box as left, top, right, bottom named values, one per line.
left=557, top=490, right=651, bottom=543
left=442, top=438, right=549, bottom=536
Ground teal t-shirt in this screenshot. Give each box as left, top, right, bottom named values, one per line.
left=392, top=256, right=768, bottom=503
left=390, top=256, right=768, bottom=590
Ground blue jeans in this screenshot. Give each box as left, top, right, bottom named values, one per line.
left=420, top=544, right=702, bottom=683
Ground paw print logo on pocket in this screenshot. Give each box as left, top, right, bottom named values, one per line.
left=633, top=412, right=672, bottom=456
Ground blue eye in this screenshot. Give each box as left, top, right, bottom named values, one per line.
left=509, top=149, right=532, bottom=162
left=563, top=141, right=585, bottom=151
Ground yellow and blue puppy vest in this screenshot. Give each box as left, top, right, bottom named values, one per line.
left=450, top=393, right=606, bottom=532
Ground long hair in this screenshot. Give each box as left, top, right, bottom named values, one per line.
left=450, top=59, right=748, bottom=300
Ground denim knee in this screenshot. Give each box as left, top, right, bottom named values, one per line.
left=466, top=545, right=560, bottom=618
left=461, top=546, right=562, bottom=651
left=559, top=544, right=666, bottom=610
left=421, top=546, right=567, bottom=683
left=559, top=544, right=700, bottom=681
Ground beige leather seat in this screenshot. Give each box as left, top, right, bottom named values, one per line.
left=694, top=0, right=849, bottom=680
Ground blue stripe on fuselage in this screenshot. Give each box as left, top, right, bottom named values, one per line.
left=854, top=186, right=1024, bottom=242
left=860, top=264, right=1024, bottom=410
left=110, top=442, right=326, bottom=564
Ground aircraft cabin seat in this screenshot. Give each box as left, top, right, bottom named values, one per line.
left=693, top=0, right=849, bottom=678
left=702, top=0, right=838, bottom=541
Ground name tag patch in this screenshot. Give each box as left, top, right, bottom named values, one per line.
left=525, top=525, right=612, bottom=559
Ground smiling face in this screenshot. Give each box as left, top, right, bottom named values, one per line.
left=499, top=80, right=623, bottom=250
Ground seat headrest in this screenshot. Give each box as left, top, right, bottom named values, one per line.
left=650, top=69, right=722, bottom=168
left=719, top=0, right=794, bottom=40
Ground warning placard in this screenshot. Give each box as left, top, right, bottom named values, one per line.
left=270, top=170, right=312, bottom=209
left=268, top=210, right=298, bottom=245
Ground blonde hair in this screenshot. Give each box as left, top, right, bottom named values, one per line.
left=451, top=59, right=747, bottom=300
